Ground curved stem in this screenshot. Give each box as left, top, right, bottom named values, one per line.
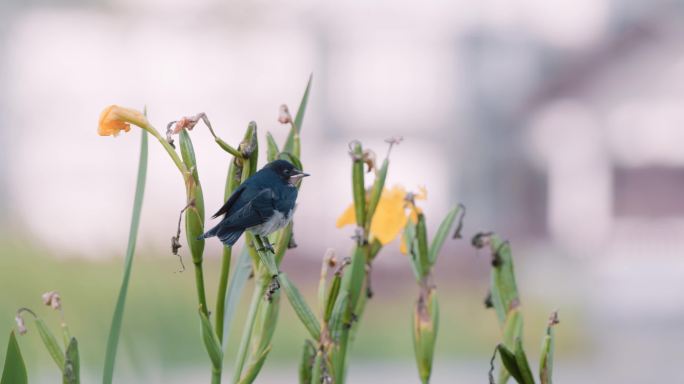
left=141, top=123, right=189, bottom=178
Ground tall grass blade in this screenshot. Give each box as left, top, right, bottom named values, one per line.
left=102, top=130, right=148, bottom=384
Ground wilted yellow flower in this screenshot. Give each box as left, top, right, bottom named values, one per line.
left=336, top=185, right=427, bottom=248
left=98, top=105, right=149, bottom=137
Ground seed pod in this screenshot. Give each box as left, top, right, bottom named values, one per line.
left=179, top=130, right=205, bottom=266
left=63, top=337, right=80, bottom=384
left=416, top=213, right=429, bottom=279
left=412, top=288, right=439, bottom=384
left=350, top=142, right=366, bottom=229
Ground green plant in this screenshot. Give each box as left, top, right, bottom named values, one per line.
left=403, top=203, right=465, bottom=383
left=12, top=292, right=80, bottom=383
left=472, top=233, right=559, bottom=384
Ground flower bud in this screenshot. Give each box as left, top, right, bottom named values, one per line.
left=278, top=104, right=292, bottom=124
left=413, top=287, right=439, bottom=384
left=42, top=291, right=62, bottom=310
left=15, top=314, right=27, bottom=335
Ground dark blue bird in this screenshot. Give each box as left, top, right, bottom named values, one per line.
left=199, top=159, right=309, bottom=246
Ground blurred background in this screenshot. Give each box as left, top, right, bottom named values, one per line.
left=1, top=0, right=683, bottom=382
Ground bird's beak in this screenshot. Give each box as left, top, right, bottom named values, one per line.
left=289, top=169, right=310, bottom=182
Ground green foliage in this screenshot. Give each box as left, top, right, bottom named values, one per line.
left=1, top=332, right=27, bottom=384
left=63, top=337, right=79, bottom=384
left=102, top=129, right=148, bottom=384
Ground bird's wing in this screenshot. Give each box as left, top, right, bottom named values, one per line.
left=211, top=184, right=246, bottom=219
left=217, top=188, right=276, bottom=229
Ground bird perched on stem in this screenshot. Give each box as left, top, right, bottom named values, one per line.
left=200, top=160, right=309, bottom=247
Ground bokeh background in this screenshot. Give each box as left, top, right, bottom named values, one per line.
left=1, top=0, right=683, bottom=382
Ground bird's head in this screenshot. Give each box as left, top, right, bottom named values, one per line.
left=265, top=159, right=310, bottom=185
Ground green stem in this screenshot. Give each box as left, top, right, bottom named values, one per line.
left=232, top=281, right=266, bottom=383
left=215, top=246, right=232, bottom=341
left=140, top=123, right=189, bottom=178
left=194, top=259, right=209, bottom=316
left=212, top=367, right=222, bottom=384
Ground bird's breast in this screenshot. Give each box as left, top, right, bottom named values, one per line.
left=249, top=209, right=294, bottom=236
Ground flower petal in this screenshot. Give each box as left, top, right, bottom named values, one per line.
left=336, top=203, right=356, bottom=228
left=98, top=105, right=148, bottom=137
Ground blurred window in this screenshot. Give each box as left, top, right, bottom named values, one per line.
left=614, top=166, right=684, bottom=217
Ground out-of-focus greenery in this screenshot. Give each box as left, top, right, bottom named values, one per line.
left=0, top=236, right=584, bottom=378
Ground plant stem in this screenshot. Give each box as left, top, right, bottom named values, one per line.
left=212, top=367, right=222, bottom=384
left=194, top=259, right=209, bottom=316
left=141, top=122, right=189, bottom=178
left=232, top=281, right=266, bottom=384
left=215, top=246, right=232, bottom=341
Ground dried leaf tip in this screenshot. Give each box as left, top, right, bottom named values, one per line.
left=471, top=232, right=493, bottom=249
left=384, top=136, right=403, bottom=157
left=548, top=310, right=560, bottom=326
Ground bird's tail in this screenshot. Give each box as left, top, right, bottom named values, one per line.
left=198, top=225, right=244, bottom=246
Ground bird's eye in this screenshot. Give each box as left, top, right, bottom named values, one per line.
left=283, top=169, right=290, bottom=175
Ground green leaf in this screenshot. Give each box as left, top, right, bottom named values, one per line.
left=503, top=308, right=523, bottom=349
left=416, top=214, right=429, bottom=278
left=281, top=273, right=321, bottom=340
left=428, top=204, right=463, bottom=266
left=539, top=312, right=558, bottom=384
left=497, top=344, right=524, bottom=384
left=199, top=309, right=223, bottom=370
left=324, top=273, right=342, bottom=323
left=514, top=338, right=535, bottom=384
left=1, top=331, right=27, bottom=384
left=404, top=220, right=423, bottom=281
left=33, top=318, right=65, bottom=371
left=63, top=337, right=80, bottom=384
left=328, top=291, right=349, bottom=339
left=365, top=158, right=388, bottom=230
left=310, top=350, right=323, bottom=384
left=284, top=74, right=313, bottom=156
left=238, top=345, right=271, bottom=384
left=222, top=247, right=252, bottom=352
left=102, top=130, right=148, bottom=384
left=340, top=247, right=366, bottom=315
left=489, top=235, right=520, bottom=326
left=266, top=132, right=280, bottom=162
left=298, top=340, right=316, bottom=384
left=251, top=290, right=280, bottom=359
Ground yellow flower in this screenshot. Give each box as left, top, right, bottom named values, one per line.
left=98, top=105, right=149, bottom=137
left=336, top=185, right=427, bottom=250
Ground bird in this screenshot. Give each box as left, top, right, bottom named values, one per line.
left=199, top=159, right=309, bottom=247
